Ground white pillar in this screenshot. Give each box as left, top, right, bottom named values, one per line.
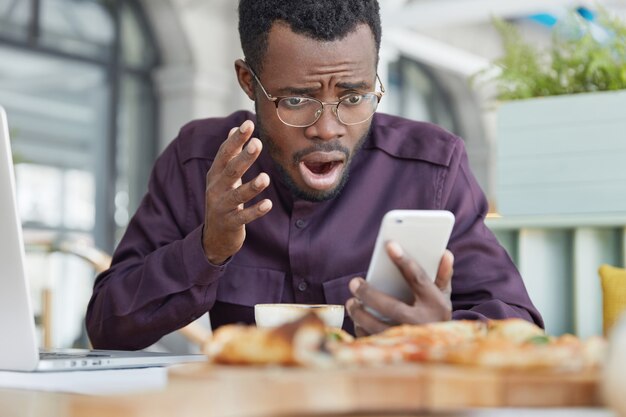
left=517, top=229, right=572, bottom=336
left=143, top=0, right=251, bottom=150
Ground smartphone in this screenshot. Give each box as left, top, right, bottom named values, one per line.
left=365, top=210, right=455, bottom=307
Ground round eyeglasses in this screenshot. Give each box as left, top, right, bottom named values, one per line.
left=246, top=64, right=385, bottom=128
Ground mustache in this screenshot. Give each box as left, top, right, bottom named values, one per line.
left=291, top=141, right=350, bottom=164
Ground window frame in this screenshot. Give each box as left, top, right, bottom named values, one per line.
left=0, top=0, right=160, bottom=253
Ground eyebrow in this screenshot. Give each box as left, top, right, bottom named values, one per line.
left=276, top=81, right=371, bottom=96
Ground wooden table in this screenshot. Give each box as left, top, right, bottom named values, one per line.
left=0, top=363, right=615, bottom=417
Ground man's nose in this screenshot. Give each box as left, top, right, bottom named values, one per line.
left=305, top=104, right=345, bottom=141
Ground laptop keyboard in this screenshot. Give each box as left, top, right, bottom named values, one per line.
left=40, top=352, right=111, bottom=359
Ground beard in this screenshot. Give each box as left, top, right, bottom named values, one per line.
left=255, top=109, right=371, bottom=202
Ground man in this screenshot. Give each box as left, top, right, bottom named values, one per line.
left=87, top=0, right=542, bottom=350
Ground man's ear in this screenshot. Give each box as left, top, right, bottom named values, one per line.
left=235, top=59, right=255, bottom=101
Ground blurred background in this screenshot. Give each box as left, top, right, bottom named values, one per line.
left=1, top=0, right=625, bottom=349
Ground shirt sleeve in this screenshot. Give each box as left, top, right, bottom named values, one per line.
left=443, top=139, right=544, bottom=328
left=86, top=138, right=224, bottom=350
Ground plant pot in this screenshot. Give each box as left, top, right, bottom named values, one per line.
left=495, top=89, right=626, bottom=216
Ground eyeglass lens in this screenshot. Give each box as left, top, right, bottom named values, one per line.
left=276, top=93, right=379, bottom=127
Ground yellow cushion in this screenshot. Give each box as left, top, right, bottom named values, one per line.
left=598, top=264, right=626, bottom=336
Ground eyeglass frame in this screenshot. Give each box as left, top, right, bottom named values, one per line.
left=244, top=62, right=386, bottom=128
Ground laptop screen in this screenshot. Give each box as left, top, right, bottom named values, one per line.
left=0, top=105, right=41, bottom=371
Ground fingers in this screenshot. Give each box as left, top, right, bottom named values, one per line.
left=222, top=171, right=272, bottom=227
left=228, top=172, right=270, bottom=205
left=215, top=120, right=255, bottom=170
left=346, top=277, right=410, bottom=329
left=385, top=241, right=454, bottom=300
left=353, top=324, right=368, bottom=338
left=347, top=245, right=455, bottom=334
left=206, top=120, right=271, bottom=214
left=434, top=250, right=454, bottom=293
left=202, top=120, right=272, bottom=263
left=222, top=137, right=263, bottom=189
left=213, top=172, right=272, bottom=231
left=345, top=296, right=391, bottom=336
left=386, top=241, right=435, bottom=298
left=231, top=196, right=273, bottom=226
left=211, top=121, right=262, bottom=189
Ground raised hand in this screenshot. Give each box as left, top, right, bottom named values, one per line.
left=202, top=120, right=272, bottom=264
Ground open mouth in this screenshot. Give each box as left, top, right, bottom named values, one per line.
left=304, top=161, right=341, bottom=175
left=297, top=151, right=346, bottom=191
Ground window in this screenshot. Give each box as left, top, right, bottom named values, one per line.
left=386, top=57, right=459, bottom=134
left=0, top=0, right=159, bottom=347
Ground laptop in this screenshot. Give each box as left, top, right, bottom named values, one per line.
left=0, top=105, right=207, bottom=372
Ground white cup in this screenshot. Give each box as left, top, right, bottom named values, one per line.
left=254, top=303, right=345, bottom=329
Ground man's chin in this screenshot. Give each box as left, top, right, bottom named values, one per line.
left=297, top=187, right=341, bottom=202
left=287, top=174, right=349, bottom=202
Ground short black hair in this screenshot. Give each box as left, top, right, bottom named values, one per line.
left=238, top=0, right=381, bottom=73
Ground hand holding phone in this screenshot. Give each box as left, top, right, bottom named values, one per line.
left=365, top=210, right=455, bottom=307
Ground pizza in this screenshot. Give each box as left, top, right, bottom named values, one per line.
left=328, top=320, right=488, bottom=365
left=206, top=313, right=606, bottom=371
left=208, top=313, right=328, bottom=366
left=444, top=330, right=607, bottom=371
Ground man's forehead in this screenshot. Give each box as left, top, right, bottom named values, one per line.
left=260, top=22, right=378, bottom=76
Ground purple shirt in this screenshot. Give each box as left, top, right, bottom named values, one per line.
left=86, top=111, right=543, bottom=350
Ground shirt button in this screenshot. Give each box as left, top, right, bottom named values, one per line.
left=297, top=281, right=308, bottom=292
left=295, top=219, right=307, bottom=228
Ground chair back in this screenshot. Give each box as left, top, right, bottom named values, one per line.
left=598, top=264, right=626, bottom=336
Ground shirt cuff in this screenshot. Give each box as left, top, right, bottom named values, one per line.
left=182, top=225, right=229, bottom=286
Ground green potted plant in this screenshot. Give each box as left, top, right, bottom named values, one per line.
left=483, top=9, right=626, bottom=216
